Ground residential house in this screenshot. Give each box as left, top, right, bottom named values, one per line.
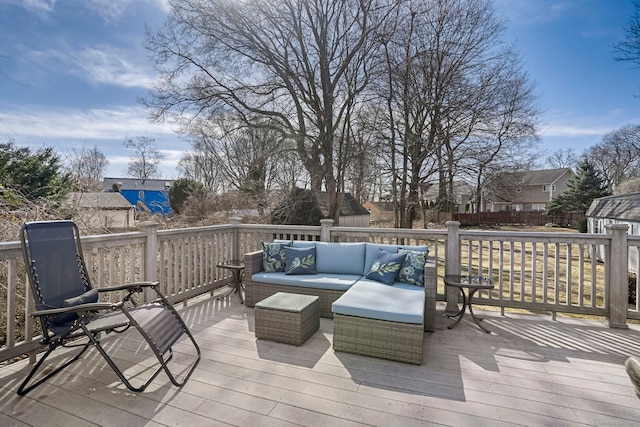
left=423, top=180, right=475, bottom=213
left=103, top=177, right=174, bottom=215
left=483, top=168, right=574, bottom=212
left=67, top=192, right=135, bottom=230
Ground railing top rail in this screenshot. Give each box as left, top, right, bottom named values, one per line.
left=0, top=241, right=22, bottom=260
left=458, top=229, right=610, bottom=244
left=157, top=224, right=237, bottom=238
left=237, top=224, right=321, bottom=233
left=331, top=226, right=446, bottom=238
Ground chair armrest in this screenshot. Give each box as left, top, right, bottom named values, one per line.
left=243, top=250, right=264, bottom=307
left=31, top=302, right=121, bottom=318
left=244, top=250, right=264, bottom=275
left=97, top=282, right=159, bottom=293
left=423, top=256, right=437, bottom=332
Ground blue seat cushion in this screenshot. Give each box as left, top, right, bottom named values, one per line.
left=315, top=242, right=365, bottom=275
left=251, top=272, right=360, bottom=291
left=332, top=279, right=424, bottom=324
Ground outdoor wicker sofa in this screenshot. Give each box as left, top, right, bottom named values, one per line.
left=244, top=241, right=436, bottom=364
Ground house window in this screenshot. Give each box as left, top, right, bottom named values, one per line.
left=542, top=185, right=556, bottom=192
left=532, top=203, right=545, bottom=211
left=139, top=190, right=144, bottom=199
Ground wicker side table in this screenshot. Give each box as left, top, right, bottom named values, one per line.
left=254, top=292, right=320, bottom=345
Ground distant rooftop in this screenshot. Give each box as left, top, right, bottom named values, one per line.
left=103, top=177, right=175, bottom=191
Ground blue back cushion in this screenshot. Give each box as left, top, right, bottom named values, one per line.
left=292, top=241, right=318, bottom=248
left=315, top=242, right=365, bottom=275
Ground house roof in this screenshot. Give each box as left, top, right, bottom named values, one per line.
left=586, top=192, right=640, bottom=220
left=512, top=168, right=573, bottom=185
left=67, top=192, right=133, bottom=209
left=314, top=191, right=370, bottom=217
left=423, top=180, right=474, bottom=199
left=363, top=201, right=396, bottom=212
left=103, top=177, right=174, bottom=191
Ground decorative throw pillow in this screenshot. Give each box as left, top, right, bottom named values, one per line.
left=283, top=246, right=317, bottom=275
left=262, top=241, right=291, bottom=272
left=398, top=249, right=427, bottom=286
left=365, top=250, right=406, bottom=285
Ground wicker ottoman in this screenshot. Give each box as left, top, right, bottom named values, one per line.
left=254, top=292, right=320, bottom=345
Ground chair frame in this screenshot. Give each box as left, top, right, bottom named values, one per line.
left=18, top=221, right=201, bottom=396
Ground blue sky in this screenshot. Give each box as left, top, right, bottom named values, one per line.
left=0, top=0, right=638, bottom=179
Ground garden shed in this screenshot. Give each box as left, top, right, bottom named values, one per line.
left=67, top=192, right=135, bottom=230
left=315, top=191, right=370, bottom=227
left=586, top=192, right=640, bottom=272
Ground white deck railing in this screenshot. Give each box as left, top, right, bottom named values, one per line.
left=0, top=219, right=635, bottom=365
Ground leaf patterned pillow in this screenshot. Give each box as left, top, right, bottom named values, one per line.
left=262, top=241, right=291, bottom=272
left=283, top=246, right=317, bottom=275
left=365, top=250, right=406, bottom=285
left=398, top=249, right=427, bottom=286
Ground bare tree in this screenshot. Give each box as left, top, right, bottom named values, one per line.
left=123, top=136, right=165, bottom=179
left=373, top=0, right=538, bottom=225
left=584, top=124, right=640, bottom=193
left=66, top=145, right=109, bottom=191
left=180, top=114, right=305, bottom=209
left=547, top=148, right=578, bottom=169
left=615, top=177, right=640, bottom=194
left=144, top=0, right=397, bottom=223
left=614, top=1, right=640, bottom=66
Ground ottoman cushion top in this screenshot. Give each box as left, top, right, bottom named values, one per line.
left=255, top=292, right=319, bottom=313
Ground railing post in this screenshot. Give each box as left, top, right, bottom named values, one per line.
left=139, top=221, right=159, bottom=303
left=607, top=223, right=629, bottom=329
left=229, top=217, right=242, bottom=261
left=320, top=219, right=334, bottom=242
left=445, top=220, right=461, bottom=314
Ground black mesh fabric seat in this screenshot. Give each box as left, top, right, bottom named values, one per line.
left=17, top=220, right=200, bottom=396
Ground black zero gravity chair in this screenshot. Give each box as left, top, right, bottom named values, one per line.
left=17, top=220, right=200, bottom=396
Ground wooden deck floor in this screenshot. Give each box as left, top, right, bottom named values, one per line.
left=1, top=295, right=640, bottom=426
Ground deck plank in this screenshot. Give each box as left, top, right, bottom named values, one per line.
left=2, top=297, right=640, bottom=426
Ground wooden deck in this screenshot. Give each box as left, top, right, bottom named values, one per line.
left=1, top=295, right=640, bottom=426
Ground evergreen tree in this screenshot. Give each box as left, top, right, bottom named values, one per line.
left=547, top=159, right=609, bottom=214
left=0, top=139, right=73, bottom=206
left=169, top=178, right=207, bottom=214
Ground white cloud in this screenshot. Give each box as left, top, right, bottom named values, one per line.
left=26, top=43, right=155, bottom=89
left=72, top=45, right=155, bottom=88
left=539, top=124, right=610, bottom=138
left=12, top=0, right=57, bottom=13
left=86, top=0, right=131, bottom=22
left=0, top=105, right=175, bottom=140
left=495, top=0, right=576, bottom=26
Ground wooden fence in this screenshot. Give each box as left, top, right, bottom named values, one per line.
left=454, top=211, right=585, bottom=227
